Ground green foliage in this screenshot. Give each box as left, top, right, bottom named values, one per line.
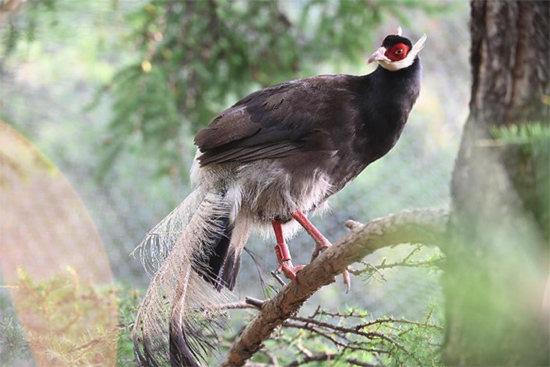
left=0, top=268, right=140, bottom=367
left=115, top=286, right=142, bottom=367
left=443, top=121, right=550, bottom=365
left=86, top=0, right=448, bottom=179
left=0, top=2, right=454, bottom=364
left=490, top=122, right=550, bottom=145
left=1, top=265, right=443, bottom=366
left=0, top=315, right=32, bottom=366
left=353, top=244, right=445, bottom=284
left=0, top=0, right=57, bottom=57
left=240, top=305, right=444, bottom=367
left=490, top=122, right=550, bottom=238
left=1, top=0, right=454, bottom=187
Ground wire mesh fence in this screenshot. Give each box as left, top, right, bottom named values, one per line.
left=0, top=0, right=470, bottom=345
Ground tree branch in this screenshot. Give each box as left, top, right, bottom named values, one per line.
left=223, top=208, right=448, bottom=366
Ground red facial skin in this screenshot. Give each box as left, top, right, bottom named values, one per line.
left=384, top=43, right=410, bottom=61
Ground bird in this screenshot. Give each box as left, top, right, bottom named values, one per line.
left=133, top=27, right=427, bottom=367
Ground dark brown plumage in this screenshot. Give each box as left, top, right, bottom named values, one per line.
left=134, top=29, right=426, bottom=367
left=196, top=62, right=422, bottom=212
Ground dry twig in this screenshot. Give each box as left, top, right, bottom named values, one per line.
left=223, top=208, right=447, bottom=367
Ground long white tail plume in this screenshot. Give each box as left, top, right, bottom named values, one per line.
left=133, top=183, right=245, bottom=366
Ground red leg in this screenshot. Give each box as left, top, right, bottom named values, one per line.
left=291, top=210, right=331, bottom=259
left=272, top=220, right=304, bottom=284
left=291, top=210, right=351, bottom=292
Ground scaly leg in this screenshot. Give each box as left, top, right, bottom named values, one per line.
left=272, top=220, right=304, bottom=284
left=291, top=210, right=351, bottom=291
left=291, top=210, right=331, bottom=260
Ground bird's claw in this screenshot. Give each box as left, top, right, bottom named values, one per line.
left=277, top=260, right=305, bottom=286
left=310, top=243, right=331, bottom=261
left=309, top=241, right=351, bottom=292
left=343, top=268, right=351, bottom=293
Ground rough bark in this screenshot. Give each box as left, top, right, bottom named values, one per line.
left=444, top=1, right=550, bottom=365
left=222, top=208, right=448, bottom=367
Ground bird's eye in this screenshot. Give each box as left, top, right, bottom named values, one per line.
left=384, top=42, right=409, bottom=61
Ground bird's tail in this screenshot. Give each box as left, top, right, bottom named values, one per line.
left=133, top=182, right=250, bottom=367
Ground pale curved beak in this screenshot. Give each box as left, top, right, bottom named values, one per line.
left=367, top=47, right=390, bottom=64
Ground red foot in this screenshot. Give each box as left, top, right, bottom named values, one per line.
left=277, top=260, right=305, bottom=285
left=291, top=210, right=352, bottom=292
left=272, top=220, right=305, bottom=286
left=311, top=243, right=331, bottom=261
left=272, top=216, right=351, bottom=290
left=291, top=211, right=331, bottom=261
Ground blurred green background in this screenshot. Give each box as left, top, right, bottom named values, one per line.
left=0, top=0, right=470, bottom=365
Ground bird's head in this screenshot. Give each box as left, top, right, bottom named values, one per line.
left=368, top=27, right=427, bottom=71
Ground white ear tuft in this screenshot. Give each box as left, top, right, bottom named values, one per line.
left=397, top=26, right=403, bottom=36
left=377, top=32, right=427, bottom=72
left=413, top=33, right=428, bottom=53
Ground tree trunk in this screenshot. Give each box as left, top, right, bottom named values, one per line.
left=444, top=1, right=549, bottom=365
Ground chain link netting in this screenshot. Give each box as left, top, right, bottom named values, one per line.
left=0, top=2, right=470, bottom=330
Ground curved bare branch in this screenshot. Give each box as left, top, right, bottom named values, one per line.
left=223, top=208, right=448, bottom=367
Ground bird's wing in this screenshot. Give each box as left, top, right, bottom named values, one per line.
left=194, top=76, right=352, bottom=166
